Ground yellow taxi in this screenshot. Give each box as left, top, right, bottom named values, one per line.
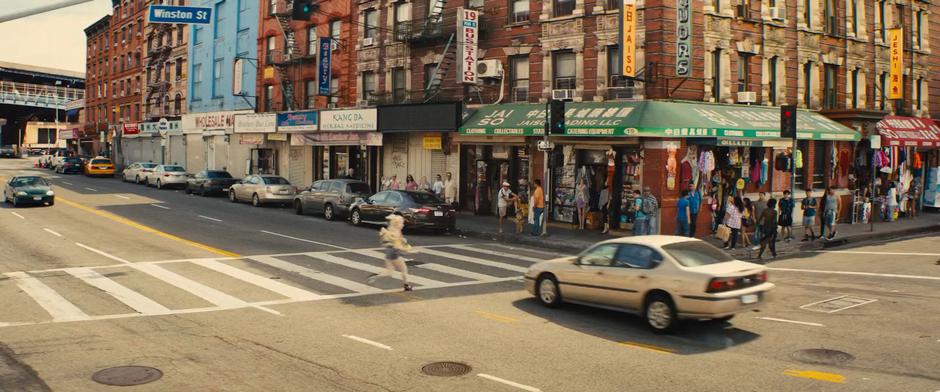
left=84, top=157, right=116, bottom=177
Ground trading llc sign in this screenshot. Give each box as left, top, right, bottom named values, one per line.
left=456, top=8, right=480, bottom=85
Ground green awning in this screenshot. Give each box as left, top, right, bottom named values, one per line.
left=459, top=101, right=860, bottom=141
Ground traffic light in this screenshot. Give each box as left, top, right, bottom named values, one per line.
left=292, top=0, right=315, bottom=20
left=549, top=100, right=565, bottom=135
left=780, top=104, right=797, bottom=139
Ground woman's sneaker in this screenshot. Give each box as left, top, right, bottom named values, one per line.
left=403, top=284, right=414, bottom=291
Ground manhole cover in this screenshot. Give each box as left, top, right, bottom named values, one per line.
left=421, top=361, right=472, bottom=377
left=91, top=366, right=163, bottom=386
left=791, top=349, right=855, bottom=366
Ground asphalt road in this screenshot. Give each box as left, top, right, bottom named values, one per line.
left=1, top=158, right=938, bottom=392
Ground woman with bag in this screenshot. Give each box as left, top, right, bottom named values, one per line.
left=721, top=196, right=744, bottom=250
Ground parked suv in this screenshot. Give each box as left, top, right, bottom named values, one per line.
left=294, top=179, right=373, bottom=221
left=0, top=145, right=15, bottom=158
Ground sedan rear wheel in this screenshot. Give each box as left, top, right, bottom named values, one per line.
left=323, top=204, right=334, bottom=221
left=199, top=186, right=207, bottom=197
left=535, top=275, right=562, bottom=308
left=252, top=194, right=261, bottom=207
left=135, top=175, right=141, bottom=184
left=294, top=200, right=304, bottom=215
left=350, top=209, right=362, bottom=226
left=644, top=293, right=678, bottom=333
left=156, top=180, right=163, bottom=189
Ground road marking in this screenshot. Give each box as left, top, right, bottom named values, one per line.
left=783, top=369, right=846, bottom=384
left=75, top=242, right=131, bottom=264
left=477, top=374, right=542, bottom=392
left=114, top=195, right=131, bottom=200
left=450, top=244, right=544, bottom=263
left=4, top=271, right=91, bottom=322
left=769, top=267, right=940, bottom=281
left=618, top=341, right=676, bottom=354
left=341, top=335, right=393, bottom=351
left=417, top=248, right=530, bottom=273
left=58, top=197, right=238, bottom=257
left=61, top=181, right=73, bottom=185
left=489, top=243, right=564, bottom=257
left=132, top=263, right=245, bottom=308
left=756, top=317, right=825, bottom=327
left=261, top=230, right=348, bottom=250
left=814, top=250, right=940, bottom=257
left=248, top=255, right=380, bottom=294
left=475, top=310, right=518, bottom=324
left=10, top=212, right=25, bottom=220
left=150, top=203, right=171, bottom=210
left=43, top=228, right=62, bottom=237
left=198, top=215, right=222, bottom=222
left=310, top=253, right=444, bottom=286
left=84, top=187, right=97, bottom=192
left=351, top=249, right=498, bottom=281
left=800, top=295, right=878, bottom=314
left=193, top=259, right=321, bottom=301
left=65, top=267, right=171, bottom=315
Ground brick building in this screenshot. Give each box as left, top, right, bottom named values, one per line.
left=142, top=10, right=188, bottom=120
left=107, top=0, right=148, bottom=129
left=83, top=15, right=111, bottom=150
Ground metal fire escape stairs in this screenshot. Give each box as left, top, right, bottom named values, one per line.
left=272, top=1, right=302, bottom=111
left=146, top=23, right=174, bottom=115
left=423, top=32, right=456, bottom=102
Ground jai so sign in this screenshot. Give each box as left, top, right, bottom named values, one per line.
left=456, top=8, right=480, bottom=85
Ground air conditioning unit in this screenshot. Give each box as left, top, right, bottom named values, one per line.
left=737, top=91, right=757, bottom=103
left=327, top=103, right=337, bottom=109
left=362, top=37, right=375, bottom=47
left=477, top=59, right=503, bottom=78
left=552, top=89, right=574, bottom=101
left=770, top=7, right=784, bottom=20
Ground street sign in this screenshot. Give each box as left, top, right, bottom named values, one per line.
left=158, top=118, right=169, bottom=137
left=148, top=5, right=212, bottom=25
left=537, top=140, right=555, bottom=151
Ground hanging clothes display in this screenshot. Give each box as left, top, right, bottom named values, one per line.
left=760, top=158, right=769, bottom=184
left=794, top=148, right=803, bottom=169
left=666, top=146, right=678, bottom=190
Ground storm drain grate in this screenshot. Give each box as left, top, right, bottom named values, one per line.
left=91, top=366, right=163, bottom=386
left=800, top=295, right=877, bottom=313
left=791, top=349, right=855, bottom=366
left=421, top=361, right=472, bottom=377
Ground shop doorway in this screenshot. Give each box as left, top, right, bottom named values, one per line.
left=460, top=145, right=529, bottom=215
left=251, top=148, right=277, bottom=175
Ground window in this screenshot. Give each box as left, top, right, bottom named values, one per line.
left=165, top=63, right=171, bottom=82
left=364, top=9, right=378, bottom=40
left=394, top=2, right=410, bottom=40
left=305, top=80, right=315, bottom=108
left=510, top=55, right=530, bottom=102
left=823, top=64, right=837, bottom=109
left=264, top=85, right=274, bottom=111
left=214, top=1, right=225, bottom=39
left=392, top=67, right=407, bottom=103
left=736, top=0, right=750, bottom=19
left=330, top=20, right=341, bottom=41
left=711, top=49, right=721, bottom=102
left=268, top=0, right=276, bottom=15
left=552, top=50, right=576, bottom=89
left=511, top=0, right=529, bottom=23
left=554, top=0, right=575, bottom=17
left=307, top=26, right=316, bottom=55
left=803, top=0, right=812, bottom=27
left=266, top=36, right=276, bottom=63
left=163, top=96, right=170, bottom=114
left=851, top=69, right=860, bottom=108
left=916, top=11, right=923, bottom=48
left=174, top=94, right=182, bottom=114
left=662, top=241, right=733, bottom=267
left=916, top=78, right=923, bottom=110
left=824, top=0, right=837, bottom=35
left=578, top=244, right=618, bottom=266
left=614, top=245, right=663, bottom=269
left=424, top=63, right=437, bottom=90
left=177, top=25, right=184, bottom=45
left=850, top=0, right=858, bottom=36
left=803, top=62, right=813, bottom=107
left=212, top=59, right=223, bottom=97
left=768, top=56, right=778, bottom=105
left=812, top=141, right=826, bottom=188
left=877, top=0, right=886, bottom=41
left=362, top=71, right=376, bottom=101
left=193, top=26, right=203, bottom=44
left=737, top=53, right=752, bottom=92
left=711, top=0, right=719, bottom=12
left=879, top=72, right=888, bottom=110
left=176, top=60, right=183, bottom=81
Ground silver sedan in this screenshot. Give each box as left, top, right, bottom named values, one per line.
left=228, top=175, right=296, bottom=207
left=147, top=165, right=188, bottom=189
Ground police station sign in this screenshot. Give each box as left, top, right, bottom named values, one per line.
left=456, top=8, right=480, bottom=85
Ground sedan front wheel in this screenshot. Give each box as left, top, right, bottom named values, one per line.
left=535, top=275, right=562, bottom=308
left=229, top=190, right=238, bottom=203
left=252, top=194, right=262, bottom=207
left=323, top=204, right=334, bottom=221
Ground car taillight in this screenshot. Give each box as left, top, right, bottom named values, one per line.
left=706, top=277, right=738, bottom=293
left=756, top=271, right=768, bottom=283
left=163, top=174, right=170, bottom=177
left=409, top=208, right=432, bottom=214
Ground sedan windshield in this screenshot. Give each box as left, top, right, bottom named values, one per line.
left=661, top=241, right=734, bottom=267
left=406, top=192, right=443, bottom=205
left=141, top=163, right=157, bottom=168
left=65, top=158, right=83, bottom=163
left=11, top=177, right=49, bottom=187
left=163, top=166, right=185, bottom=172
left=206, top=171, right=232, bottom=178
left=262, top=177, right=290, bottom=185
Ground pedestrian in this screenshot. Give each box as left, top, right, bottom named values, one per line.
left=444, top=172, right=458, bottom=205
left=632, top=189, right=648, bottom=235
left=817, top=190, right=828, bottom=239
left=778, top=190, right=794, bottom=241
left=575, top=177, right=589, bottom=230
left=722, top=196, right=744, bottom=250
left=757, top=198, right=778, bottom=259
left=886, top=181, right=899, bottom=221
left=642, top=186, right=659, bottom=234
left=497, top=181, right=516, bottom=234
left=388, top=175, right=400, bottom=190
left=800, top=189, right=817, bottom=241
left=823, top=187, right=840, bottom=240
left=687, top=183, right=702, bottom=237
left=741, top=198, right=754, bottom=248
left=368, top=214, right=414, bottom=291
left=753, top=192, right=768, bottom=245
left=404, top=175, right=418, bottom=191
left=530, top=179, right=545, bottom=236
left=418, top=176, right=432, bottom=193
left=599, top=186, right=611, bottom=234
left=676, top=190, right=691, bottom=237
left=432, top=174, right=444, bottom=196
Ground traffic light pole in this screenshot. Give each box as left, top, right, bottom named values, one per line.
left=542, top=100, right=550, bottom=236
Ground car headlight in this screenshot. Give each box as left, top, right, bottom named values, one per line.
left=15, top=191, right=26, bottom=196
left=46, top=190, right=54, bottom=196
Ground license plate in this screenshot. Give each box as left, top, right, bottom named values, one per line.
left=741, top=294, right=759, bottom=304
left=434, top=211, right=444, bottom=216
left=32, top=196, right=42, bottom=201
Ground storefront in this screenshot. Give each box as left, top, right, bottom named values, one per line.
left=275, top=110, right=318, bottom=186
left=378, top=102, right=462, bottom=196
left=119, top=122, right=161, bottom=167
left=182, top=110, right=252, bottom=175
left=296, top=108, right=382, bottom=191
left=866, top=116, right=940, bottom=218
left=234, top=113, right=280, bottom=178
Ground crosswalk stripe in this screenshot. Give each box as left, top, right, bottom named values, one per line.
left=416, top=248, right=530, bottom=273
left=307, top=253, right=445, bottom=287
left=132, top=263, right=246, bottom=308
left=448, top=244, right=544, bottom=263
left=248, top=255, right=381, bottom=294
left=194, top=260, right=321, bottom=301
left=65, top=268, right=171, bottom=315
left=351, top=249, right=498, bottom=281
left=5, top=271, right=91, bottom=322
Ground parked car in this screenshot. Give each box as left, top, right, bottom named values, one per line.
left=294, top=179, right=372, bottom=221
left=0, top=145, right=15, bottom=158
left=122, top=162, right=158, bottom=184
left=349, top=190, right=456, bottom=230
left=50, top=156, right=67, bottom=170
left=147, top=165, right=188, bottom=189
left=84, top=157, right=116, bottom=177
left=228, top=175, right=296, bottom=207
left=3, top=176, right=54, bottom=207
left=55, top=157, right=84, bottom=174
left=525, top=236, right=774, bottom=333
left=186, top=170, right=238, bottom=196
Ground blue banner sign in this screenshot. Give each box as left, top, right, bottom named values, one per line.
left=276, top=111, right=319, bottom=132
left=317, top=37, right=332, bottom=96
left=148, top=5, right=212, bottom=24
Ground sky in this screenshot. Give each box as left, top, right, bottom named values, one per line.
left=0, top=0, right=113, bottom=74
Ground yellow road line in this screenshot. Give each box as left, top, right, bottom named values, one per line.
left=57, top=196, right=240, bottom=258
left=475, top=310, right=518, bottom=324
left=618, top=341, right=676, bottom=354
left=783, top=369, right=846, bottom=384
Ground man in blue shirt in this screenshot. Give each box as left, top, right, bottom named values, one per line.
left=687, top=183, right=702, bottom=237
left=632, top=189, right=647, bottom=235
left=676, top=190, right=691, bottom=237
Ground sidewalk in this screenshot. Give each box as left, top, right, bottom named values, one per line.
left=454, top=211, right=940, bottom=259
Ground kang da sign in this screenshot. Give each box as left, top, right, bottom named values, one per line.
left=456, top=8, right=480, bottom=85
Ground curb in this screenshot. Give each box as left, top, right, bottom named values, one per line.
left=454, top=228, right=590, bottom=254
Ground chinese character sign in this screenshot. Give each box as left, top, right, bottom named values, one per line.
left=620, top=0, right=637, bottom=77
left=456, top=8, right=480, bottom=85
left=888, top=28, right=903, bottom=100
left=318, top=37, right=332, bottom=96
left=675, top=0, right=692, bottom=77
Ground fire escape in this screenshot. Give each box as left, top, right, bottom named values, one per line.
left=146, top=23, right=173, bottom=118
left=270, top=0, right=315, bottom=111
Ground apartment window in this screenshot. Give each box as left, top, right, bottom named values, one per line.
left=851, top=69, right=860, bottom=108
left=824, top=0, right=837, bottom=35
left=736, top=0, right=750, bottom=19
left=163, top=96, right=170, bottom=114
left=392, top=67, right=407, bottom=103
left=193, top=26, right=203, bottom=44
left=330, top=20, right=341, bottom=41
left=737, top=53, right=752, bottom=92
left=362, top=71, right=376, bottom=102
left=177, top=25, right=184, bottom=45
left=511, top=0, right=529, bottom=23
left=424, top=63, right=438, bottom=90
left=214, top=1, right=226, bottom=40
left=554, top=0, right=575, bottom=17
left=711, top=0, right=720, bottom=12
left=877, top=0, right=886, bottom=41
left=803, top=0, right=812, bottom=27
left=916, top=78, right=923, bottom=110
left=266, top=36, right=276, bottom=63
left=264, top=85, right=274, bottom=111
left=165, top=64, right=171, bottom=82
left=916, top=11, right=923, bottom=48
left=711, top=49, right=721, bottom=102
left=176, top=60, right=183, bottom=81
left=552, top=50, right=576, bottom=89
left=268, top=0, right=276, bottom=15
left=305, top=80, right=316, bottom=108
left=823, top=64, right=837, bottom=109
left=803, top=62, right=813, bottom=107
left=212, top=59, right=223, bottom=97
left=307, top=26, right=316, bottom=55
left=768, top=56, right=778, bottom=105
left=364, top=9, right=378, bottom=40
left=510, top=55, right=530, bottom=102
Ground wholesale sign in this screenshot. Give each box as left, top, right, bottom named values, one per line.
left=620, top=0, right=637, bottom=77
left=318, top=37, right=332, bottom=96
left=888, top=28, right=903, bottom=100
left=675, top=0, right=692, bottom=77
left=456, top=8, right=480, bottom=84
